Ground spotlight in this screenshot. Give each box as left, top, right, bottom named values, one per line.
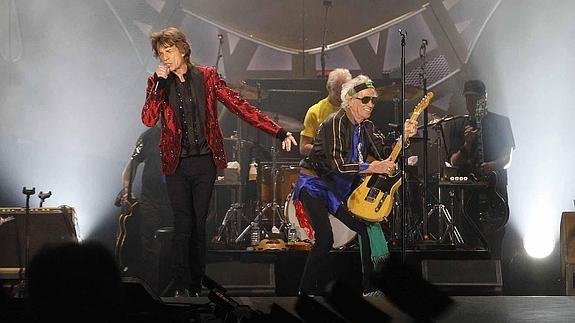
left=523, top=231, right=555, bottom=259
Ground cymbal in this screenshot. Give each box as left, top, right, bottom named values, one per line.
left=376, top=84, right=423, bottom=102
left=262, top=111, right=304, bottom=132
left=228, top=82, right=268, bottom=100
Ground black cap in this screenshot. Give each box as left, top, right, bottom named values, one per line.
left=463, top=80, right=486, bottom=96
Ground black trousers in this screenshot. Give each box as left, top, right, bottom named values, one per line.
left=298, top=188, right=377, bottom=294
left=165, top=155, right=216, bottom=292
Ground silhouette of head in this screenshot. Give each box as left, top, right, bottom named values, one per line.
left=27, top=241, right=122, bottom=322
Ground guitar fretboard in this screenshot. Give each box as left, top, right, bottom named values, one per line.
left=388, top=92, right=434, bottom=162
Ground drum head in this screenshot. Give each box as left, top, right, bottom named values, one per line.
left=285, top=193, right=357, bottom=249
left=329, top=215, right=357, bottom=249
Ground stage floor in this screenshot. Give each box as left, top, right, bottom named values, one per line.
left=163, top=295, right=575, bottom=322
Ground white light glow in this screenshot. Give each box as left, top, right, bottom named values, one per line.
left=523, top=229, right=555, bottom=259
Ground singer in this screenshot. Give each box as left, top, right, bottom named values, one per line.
left=141, top=27, right=297, bottom=297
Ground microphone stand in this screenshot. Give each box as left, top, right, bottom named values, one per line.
left=39, top=191, right=52, bottom=207
left=320, top=1, right=332, bottom=78
left=419, top=39, right=430, bottom=243
left=399, top=29, right=407, bottom=264
left=19, top=187, right=35, bottom=297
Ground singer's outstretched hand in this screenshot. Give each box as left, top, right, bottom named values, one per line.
left=282, top=132, right=298, bottom=152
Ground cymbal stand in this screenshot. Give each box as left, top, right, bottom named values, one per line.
left=428, top=120, right=464, bottom=246
left=212, top=112, right=248, bottom=246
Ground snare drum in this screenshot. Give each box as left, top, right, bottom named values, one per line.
left=285, top=193, right=357, bottom=249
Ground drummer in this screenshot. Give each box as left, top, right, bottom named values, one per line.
left=299, top=68, right=352, bottom=155
left=293, top=75, right=419, bottom=296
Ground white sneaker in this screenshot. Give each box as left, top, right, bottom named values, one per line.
left=362, top=290, right=384, bottom=297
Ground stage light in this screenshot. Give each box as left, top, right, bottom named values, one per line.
left=523, top=229, right=555, bottom=259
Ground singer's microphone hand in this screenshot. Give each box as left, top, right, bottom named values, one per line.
left=155, top=64, right=170, bottom=79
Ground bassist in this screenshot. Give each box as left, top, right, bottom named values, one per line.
left=448, top=80, right=515, bottom=260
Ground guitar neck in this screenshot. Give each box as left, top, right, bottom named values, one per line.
left=475, top=120, right=485, bottom=164
left=388, top=110, right=423, bottom=162
left=385, top=92, right=433, bottom=163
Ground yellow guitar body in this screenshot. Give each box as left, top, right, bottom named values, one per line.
left=347, top=174, right=402, bottom=222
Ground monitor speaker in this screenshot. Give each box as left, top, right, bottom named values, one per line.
left=421, top=259, right=502, bottom=295
left=0, top=207, right=78, bottom=269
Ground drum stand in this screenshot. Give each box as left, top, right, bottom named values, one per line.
left=236, top=140, right=288, bottom=244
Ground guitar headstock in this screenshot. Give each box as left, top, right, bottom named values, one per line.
left=475, top=97, right=487, bottom=123
left=412, top=92, right=434, bottom=119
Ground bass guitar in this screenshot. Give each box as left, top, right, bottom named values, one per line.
left=347, top=92, right=434, bottom=222
left=114, top=189, right=139, bottom=271
left=465, top=99, right=509, bottom=232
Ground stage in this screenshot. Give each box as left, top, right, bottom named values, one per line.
left=159, top=295, right=575, bottom=322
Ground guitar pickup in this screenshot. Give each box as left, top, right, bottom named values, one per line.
left=365, top=188, right=380, bottom=203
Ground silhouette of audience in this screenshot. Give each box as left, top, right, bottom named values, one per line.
left=26, top=241, right=123, bottom=323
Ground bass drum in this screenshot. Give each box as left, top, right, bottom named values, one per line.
left=284, top=193, right=357, bottom=249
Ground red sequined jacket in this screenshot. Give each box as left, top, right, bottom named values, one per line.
left=141, top=65, right=287, bottom=175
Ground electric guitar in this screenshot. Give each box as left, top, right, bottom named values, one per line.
left=347, top=92, right=434, bottom=222
left=114, top=189, right=139, bottom=271
left=465, top=99, right=509, bottom=232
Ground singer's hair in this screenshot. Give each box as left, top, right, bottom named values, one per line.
left=340, top=75, right=374, bottom=110
left=150, top=27, right=192, bottom=67
left=326, top=68, right=352, bottom=93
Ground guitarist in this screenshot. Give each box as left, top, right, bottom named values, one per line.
left=117, top=123, right=173, bottom=293
left=448, top=80, right=515, bottom=260
left=292, top=75, right=418, bottom=296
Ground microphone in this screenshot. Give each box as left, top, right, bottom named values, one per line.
left=217, top=34, right=223, bottom=41
left=153, top=76, right=167, bottom=95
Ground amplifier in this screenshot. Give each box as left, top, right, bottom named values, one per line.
left=0, top=206, right=78, bottom=268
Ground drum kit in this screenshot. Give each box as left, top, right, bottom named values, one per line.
left=211, top=82, right=474, bottom=251
left=210, top=83, right=359, bottom=250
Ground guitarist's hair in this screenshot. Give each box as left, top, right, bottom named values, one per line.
left=340, top=75, right=374, bottom=110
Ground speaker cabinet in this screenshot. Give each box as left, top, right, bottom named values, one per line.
left=421, top=259, right=502, bottom=295
left=561, top=212, right=575, bottom=295
left=0, top=207, right=78, bottom=269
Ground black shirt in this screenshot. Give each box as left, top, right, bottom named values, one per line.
left=131, top=126, right=170, bottom=205
left=166, top=71, right=210, bottom=157
left=447, top=111, right=515, bottom=187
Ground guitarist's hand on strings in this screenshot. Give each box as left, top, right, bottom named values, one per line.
left=362, top=158, right=397, bottom=175
left=463, top=125, right=478, bottom=147
left=404, top=119, right=419, bottom=138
